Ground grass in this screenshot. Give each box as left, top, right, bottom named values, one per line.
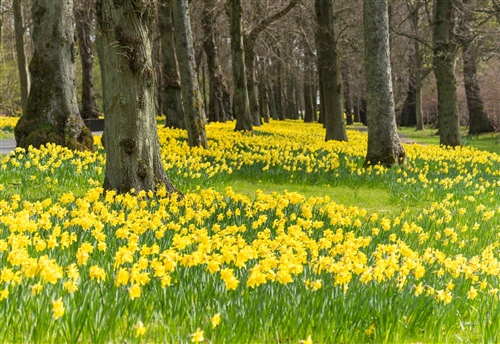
left=397, top=126, right=500, bottom=154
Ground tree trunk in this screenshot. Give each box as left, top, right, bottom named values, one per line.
left=243, top=0, right=298, bottom=126
left=245, top=51, right=261, bottom=126
left=363, top=0, right=405, bottom=166
left=276, top=52, right=286, bottom=121
left=13, top=0, right=30, bottom=112
left=230, top=0, right=252, bottom=131
left=159, top=0, right=185, bottom=129
left=315, top=0, right=347, bottom=141
left=75, top=1, right=100, bottom=120
left=268, top=79, right=278, bottom=120
left=15, top=0, right=93, bottom=151
left=286, top=74, right=297, bottom=119
left=303, top=46, right=315, bottom=123
left=433, top=0, right=461, bottom=146
left=408, top=2, right=425, bottom=131
left=342, top=62, right=353, bottom=125
left=259, top=78, right=270, bottom=123
left=400, top=49, right=417, bottom=127
left=97, top=0, right=178, bottom=195
left=173, top=0, right=208, bottom=148
left=201, top=0, right=230, bottom=123
left=458, top=0, right=493, bottom=135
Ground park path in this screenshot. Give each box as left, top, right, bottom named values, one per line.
left=0, top=131, right=103, bottom=156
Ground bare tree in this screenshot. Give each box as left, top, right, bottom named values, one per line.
left=15, top=0, right=93, bottom=151
left=243, top=0, right=299, bottom=126
left=363, top=0, right=405, bottom=166
left=457, top=0, right=494, bottom=134
left=75, top=0, right=100, bottom=120
left=173, top=0, right=208, bottom=148
left=315, top=0, right=347, bottom=141
left=230, top=0, right=252, bottom=131
left=433, top=0, right=461, bottom=146
left=158, top=0, right=185, bottom=129
left=97, top=0, right=178, bottom=195
left=13, top=0, right=29, bottom=112
left=201, top=0, right=231, bottom=123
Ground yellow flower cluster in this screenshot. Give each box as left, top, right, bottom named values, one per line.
left=1, top=119, right=500, bottom=342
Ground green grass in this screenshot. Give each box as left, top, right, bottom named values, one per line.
left=215, top=180, right=403, bottom=215
left=0, top=128, right=14, bottom=140
left=397, top=126, right=500, bottom=154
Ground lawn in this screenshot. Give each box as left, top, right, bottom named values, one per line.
left=1, top=119, right=500, bottom=343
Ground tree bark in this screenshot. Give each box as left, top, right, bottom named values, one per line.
left=75, top=0, right=100, bottom=120
left=433, top=0, right=461, bottom=146
left=13, top=0, right=30, bottom=112
left=173, top=0, right=208, bottom=148
left=258, top=77, right=270, bottom=123
left=409, top=2, right=425, bottom=131
left=303, top=45, right=315, bottom=123
left=342, top=62, right=353, bottom=125
left=201, top=0, right=230, bottom=123
left=15, top=0, right=93, bottom=151
left=230, top=0, right=252, bottom=131
left=159, top=0, right=185, bottom=129
left=276, top=50, right=286, bottom=121
left=315, top=0, right=347, bottom=141
left=363, top=0, right=405, bottom=166
left=97, top=0, right=177, bottom=195
left=400, top=48, right=417, bottom=127
left=458, top=0, right=493, bottom=135
left=268, top=79, right=278, bottom=120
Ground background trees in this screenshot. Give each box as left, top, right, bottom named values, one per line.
left=3, top=0, right=500, bottom=170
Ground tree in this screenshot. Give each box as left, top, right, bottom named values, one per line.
left=13, top=0, right=29, bottom=112
left=158, top=0, right=185, bottom=129
left=15, top=0, right=93, bottom=151
left=433, top=0, right=461, bottom=146
left=230, top=0, right=253, bottom=132
left=457, top=0, right=494, bottom=134
left=75, top=0, right=100, bottom=120
left=173, top=0, right=208, bottom=148
left=363, top=0, right=405, bottom=166
left=315, top=0, right=347, bottom=142
left=243, top=0, right=299, bottom=126
left=201, top=0, right=231, bottom=123
left=96, top=0, right=178, bottom=195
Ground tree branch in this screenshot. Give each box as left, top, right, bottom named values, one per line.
left=390, top=26, right=432, bottom=49
left=245, top=0, right=299, bottom=47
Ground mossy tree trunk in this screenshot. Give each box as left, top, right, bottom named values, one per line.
left=315, top=0, right=347, bottom=142
left=97, top=0, right=178, bottom=195
left=15, top=0, right=93, bottom=151
left=159, top=0, right=185, bottom=129
left=230, top=0, right=252, bottom=132
left=433, top=0, right=461, bottom=146
left=75, top=0, right=100, bottom=120
left=363, top=0, right=405, bottom=166
left=172, top=0, right=208, bottom=148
